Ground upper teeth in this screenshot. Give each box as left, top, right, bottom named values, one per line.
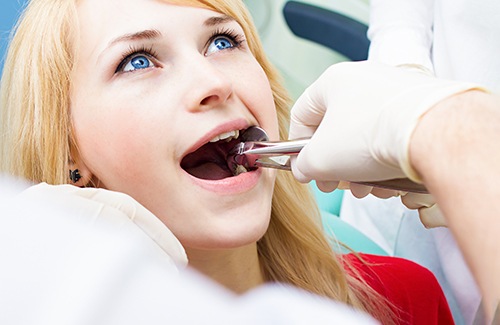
left=209, top=130, right=240, bottom=143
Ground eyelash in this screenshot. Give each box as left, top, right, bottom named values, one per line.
left=115, top=45, right=158, bottom=73
left=114, top=28, right=246, bottom=74
left=207, top=27, right=246, bottom=51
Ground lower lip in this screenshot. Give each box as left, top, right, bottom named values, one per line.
left=183, top=168, right=263, bottom=195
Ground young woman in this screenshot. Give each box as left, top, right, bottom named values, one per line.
left=0, top=0, right=453, bottom=323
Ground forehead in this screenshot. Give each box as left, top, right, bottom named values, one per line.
left=77, top=0, right=223, bottom=40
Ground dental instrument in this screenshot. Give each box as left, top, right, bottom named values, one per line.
left=227, top=126, right=428, bottom=194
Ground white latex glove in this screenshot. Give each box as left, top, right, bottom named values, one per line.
left=288, top=61, right=479, bottom=226
left=0, top=181, right=187, bottom=325
left=21, top=183, right=187, bottom=264
left=289, top=61, right=483, bottom=191
left=401, top=192, right=447, bottom=228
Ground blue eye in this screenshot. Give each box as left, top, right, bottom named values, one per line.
left=121, top=54, right=155, bottom=72
left=206, top=36, right=236, bottom=55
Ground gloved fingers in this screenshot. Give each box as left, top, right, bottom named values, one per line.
left=289, top=91, right=324, bottom=140
left=290, top=156, right=313, bottom=183
left=68, top=186, right=159, bottom=226
left=28, top=184, right=188, bottom=264
left=349, top=183, right=373, bottom=198
left=418, top=204, right=447, bottom=228
left=401, top=192, right=435, bottom=209
left=77, top=188, right=187, bottom=263
left=289, top=65, right=343, bottom=141
left=370, top=187, right=401, bottom=199
left=288, top=61, right=483, bottom=192
left=73, top=187, right=147, bottom=219
left=290, top=153, right=339, bottom=192
left=315, top=180, right=340, bottom=193
left=400, top=192, right=447, bottom=228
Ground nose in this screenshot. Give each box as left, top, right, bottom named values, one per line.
left=184, top=55, right=233, bottom=112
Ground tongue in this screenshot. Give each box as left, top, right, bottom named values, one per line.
left=185, top=162, right=233, bottom=180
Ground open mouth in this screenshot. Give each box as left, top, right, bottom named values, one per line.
left=181, top=129, right=251, bottom=180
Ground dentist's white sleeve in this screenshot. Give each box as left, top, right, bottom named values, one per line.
left=0, top=177, right=379, bottom=325
left=368, top=0, right=435, bottom=72
left=0, top=180, right=188, bottom=325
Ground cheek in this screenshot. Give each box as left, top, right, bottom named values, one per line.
left=72, top=100, right=167, bottom=185
left=239, top=63, right=280, bottom=140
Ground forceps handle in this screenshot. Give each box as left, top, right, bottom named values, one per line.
left=241, top=138, right=309, bottom=156
left=244, top=139, right=429, bottom=194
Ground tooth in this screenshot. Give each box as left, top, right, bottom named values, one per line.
left=209, top=135, right=220, bottom=143
left=209, top=130, right=238, bottom=143
left=220, top=131, right=233, bottom=141
left=233, top=164, right=248, bottom=176
left=231, top=130, right=240, bottom=141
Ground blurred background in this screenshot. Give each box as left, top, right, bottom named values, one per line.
left=243, top=0, right=369, bottom=99
left=0, top=1, right=27, bottom=77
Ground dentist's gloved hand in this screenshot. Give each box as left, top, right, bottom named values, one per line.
left=288, top=61, right=483, bottom=225
left=17, top=183, right=188, bottom=265
left=401, top=192, right=447, bottom=228
left=289, top=61, right=483, bottom=191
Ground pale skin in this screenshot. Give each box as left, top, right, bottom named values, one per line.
left=410, top=90, right=500, bottom=319
left=70, top=0, right=279, bottom=293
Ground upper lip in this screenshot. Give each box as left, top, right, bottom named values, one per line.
left=180, top=119, right=251, bottom=160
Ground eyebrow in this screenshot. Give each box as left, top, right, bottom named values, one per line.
left=103, top=15, right=235, bottom=53
left=203, top=15, right=236, bottom=27
left=108, top=29, right=162, bottom=48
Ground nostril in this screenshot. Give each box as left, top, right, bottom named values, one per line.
left=197, top=79, right=233, bottom=108
left=200, top=94, right=220, bottom=106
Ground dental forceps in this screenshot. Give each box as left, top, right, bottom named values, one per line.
left=227, top=127, right=428, bottom=194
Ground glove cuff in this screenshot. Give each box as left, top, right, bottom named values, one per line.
left=379, top=79, right=488, bottom=183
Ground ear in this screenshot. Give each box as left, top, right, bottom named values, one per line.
left=68, top=136, right=101, bottom=187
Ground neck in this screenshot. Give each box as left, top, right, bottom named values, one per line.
left=186, top=243, right=264, bottom=294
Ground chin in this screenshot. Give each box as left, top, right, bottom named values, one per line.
left=180, top=207, right=271, bottom=251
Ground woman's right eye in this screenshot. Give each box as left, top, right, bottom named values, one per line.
left=116, top=52, right=156, bottom=73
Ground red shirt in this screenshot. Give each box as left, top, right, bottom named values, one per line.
left=344, top=253, right=454, bottom=325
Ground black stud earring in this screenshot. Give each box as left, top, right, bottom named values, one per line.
left=69, top=169, right=82, bottom=183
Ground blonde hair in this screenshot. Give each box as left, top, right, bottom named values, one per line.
left=0, top=0, right=78, bottom=183
left=0, top=0, right=396, bottom=323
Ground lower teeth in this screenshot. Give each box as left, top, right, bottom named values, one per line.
left=233, top=164, right=248, bottom=176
